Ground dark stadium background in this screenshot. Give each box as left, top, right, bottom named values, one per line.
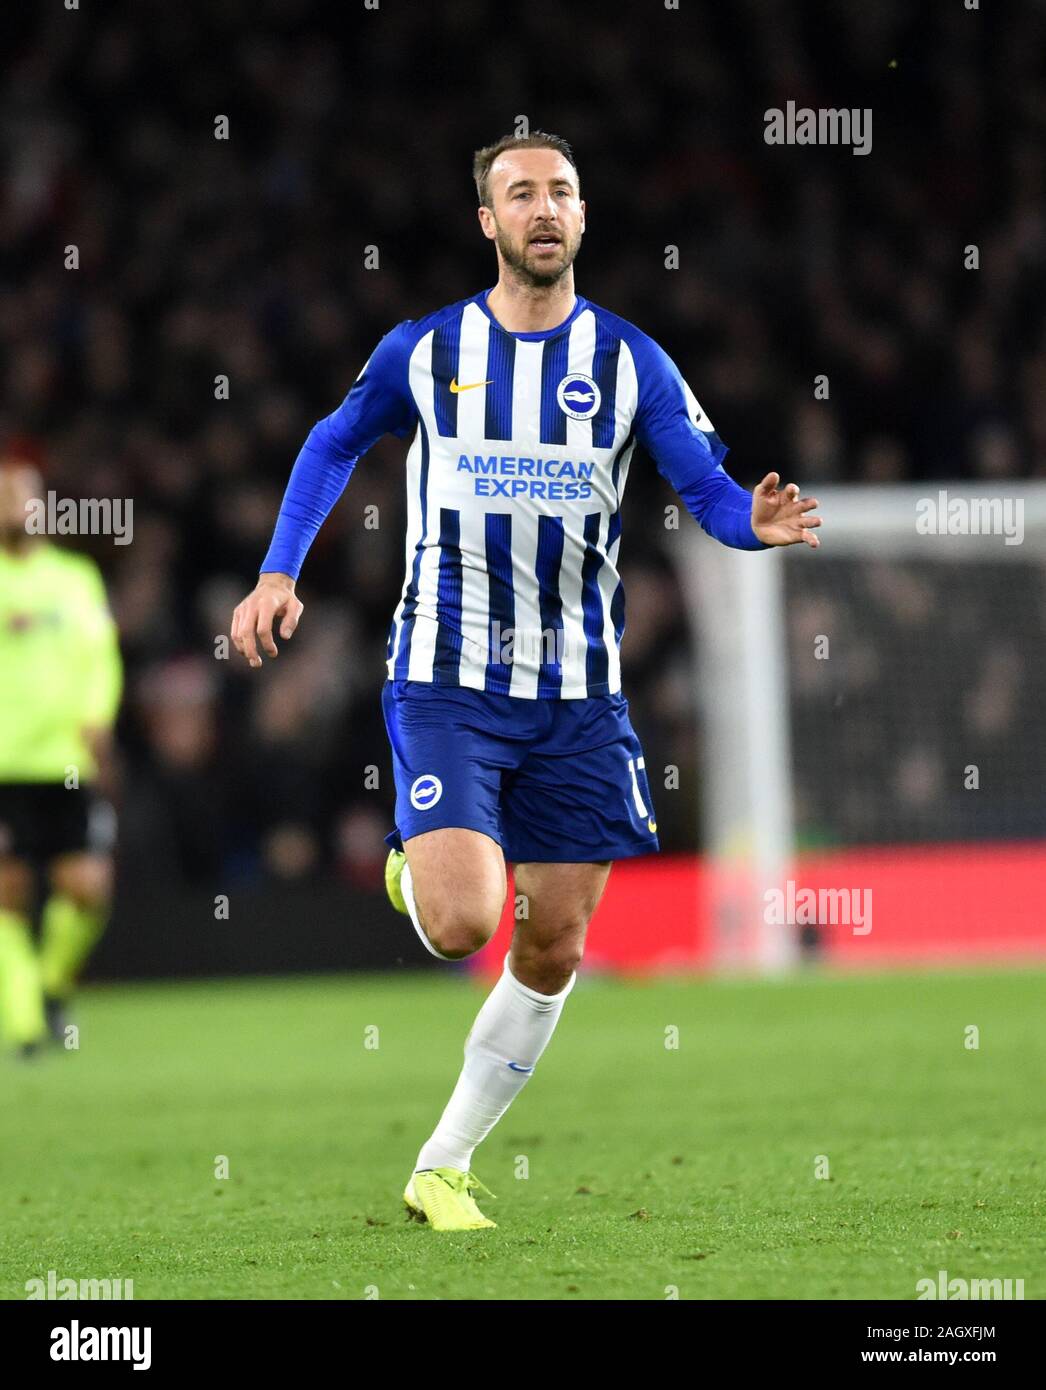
left=3, top=0, right=1041, bottom=978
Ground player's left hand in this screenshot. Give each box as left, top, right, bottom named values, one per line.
left=751, top=473, right=822, bottom=548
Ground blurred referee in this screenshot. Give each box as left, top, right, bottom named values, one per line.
left=0, top=458, right=122, bottom=1057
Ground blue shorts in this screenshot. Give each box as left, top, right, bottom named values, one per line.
left=381, top=680, right=660, bottom=864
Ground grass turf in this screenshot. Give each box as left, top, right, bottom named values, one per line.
left=1, top=967, right=1042, bottom=1300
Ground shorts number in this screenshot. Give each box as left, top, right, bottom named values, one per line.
left=627, top=755, right=648, bottom=818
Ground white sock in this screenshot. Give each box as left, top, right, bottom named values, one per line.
left=400, top=860, right=455, bottom=961
left=414, top=954, right=577, bottom=1174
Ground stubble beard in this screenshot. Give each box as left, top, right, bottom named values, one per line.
left=494, top=222, right=580, bottom=290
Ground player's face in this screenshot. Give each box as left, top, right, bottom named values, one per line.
left=0, top=465, right=42, bottom=543
left=480, top=149, right=585, bottom=288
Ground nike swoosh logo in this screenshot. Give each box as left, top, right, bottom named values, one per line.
left=507, top=1061, right=534, bottom=1073
left=449, top=378, right=493, bottom=393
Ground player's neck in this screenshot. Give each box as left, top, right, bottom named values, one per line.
left=486, top=273, right=576, bottom=334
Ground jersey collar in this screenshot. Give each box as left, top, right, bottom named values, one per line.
left=474, top=287, right=587, bottom=341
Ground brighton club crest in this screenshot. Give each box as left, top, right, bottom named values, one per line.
left=556, top=373, right=601, bottom=421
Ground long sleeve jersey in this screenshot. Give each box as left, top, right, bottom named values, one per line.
left=261, top=287, right=766, bottom=699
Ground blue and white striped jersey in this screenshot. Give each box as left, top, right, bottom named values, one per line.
left=261, top=287, right=764, bottom=699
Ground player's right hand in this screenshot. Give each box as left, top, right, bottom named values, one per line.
left=231, top=573, right=303, bottom=668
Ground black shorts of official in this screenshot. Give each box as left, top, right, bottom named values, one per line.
left=0, top=784, right=117, bottom=861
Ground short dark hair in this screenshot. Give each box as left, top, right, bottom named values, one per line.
left=472, top=132, right=578, bottom=208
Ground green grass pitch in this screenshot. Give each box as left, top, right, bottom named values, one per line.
left=1, top=967, right=1042, bottom=1300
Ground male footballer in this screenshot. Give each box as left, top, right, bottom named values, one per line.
left=231, top=133, right=821, bottom=1229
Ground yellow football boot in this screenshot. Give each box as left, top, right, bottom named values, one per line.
left=384, top=848, right=409, bottom=915
left=403, top=1168, right=497, bottom=1231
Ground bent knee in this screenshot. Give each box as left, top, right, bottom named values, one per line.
left=532, top=944, right=585, bottom=991
left=550, top=938, right=585, bottom=978
left=422, top=904, right=500, bottom=959
left=513, top=929, right=586, bottom=992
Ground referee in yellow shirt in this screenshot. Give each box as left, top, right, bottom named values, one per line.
left=0, top=459, right=123, bottom=1057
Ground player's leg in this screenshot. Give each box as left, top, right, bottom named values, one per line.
left=400, top=826, right=506, bottom=959
left=0, top=852, right=46, bottom=1054
left=39, top=850, right=114, bottom=1041
left=381, top=679, right=522, bottom=961
left=387, top=684, right=629, bottom=1227
left=382, top=680, right=545, bottom=1226
left=405, top=860, right=610, bottom=1229
left=508, top=858, right=610, bottom=992
left=406, top=694, right=658, bottom=1222
left=36, top=788, right=117, bottom=1043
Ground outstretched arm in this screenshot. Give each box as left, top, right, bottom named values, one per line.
left=629, top=330, right=821, bottom=551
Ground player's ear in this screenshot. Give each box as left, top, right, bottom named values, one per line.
left=579, top=198, right=586, bottom=233
left=477, top=205, right=497, bottom=241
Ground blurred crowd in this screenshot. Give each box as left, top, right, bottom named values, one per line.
left=2, top=0, right=1042, bottom=885
left=788, top=555, right=1046, bottom=847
